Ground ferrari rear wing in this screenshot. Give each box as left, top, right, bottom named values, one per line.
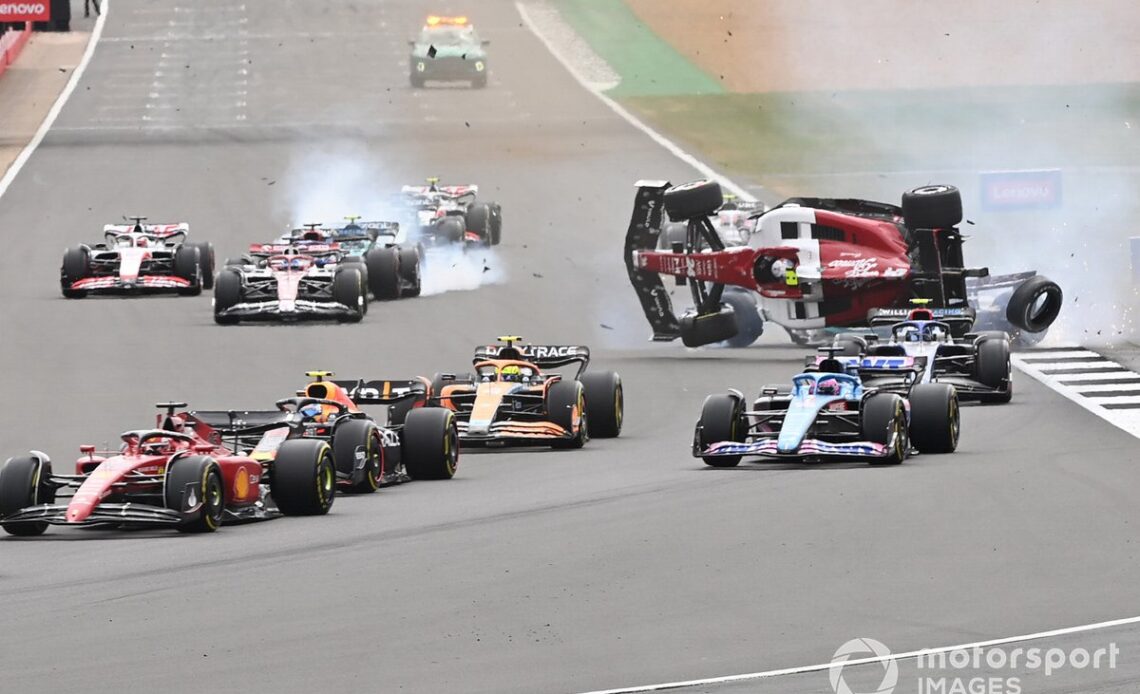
left=473, top=344, right=591, bottom=374
left=624, top=181, right=682, bottom=341
left=333, top=379, right=428, bottom=405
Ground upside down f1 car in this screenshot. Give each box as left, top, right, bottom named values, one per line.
left=624, top=180, right=1063, bottom=347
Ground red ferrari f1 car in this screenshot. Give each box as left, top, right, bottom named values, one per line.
left=624, top=180, right=1063, bottom=347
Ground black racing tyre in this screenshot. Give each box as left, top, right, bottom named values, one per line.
left=901, top=184, right=963, bottom=229
left=908, top=383, right=960, bottom=454
left=333, top=267, right=366, bottom=321
left=365, top=247, right=401, bottom=300
left=437, top=216, right=465, bottom=244
left=1005, top=275, right=1063, bottom=334
left=0, top=455, right=55, bottom=536
left=398, top=247, right=422, bottom=297
left=679, top=308, right=739, bottom=348
left=860, top=393, right=907, bottom=465
left=579, top=371, right=623, bottom=438
left=696, top=394, right=744, bottom=467
left=332, top=419, right=383, bottom=494
left=164, top=456, right=225, bottom=533
left=975, top=337, right=1012, bottom=403
left=547, top=380, right=588, bottom=449
left=173, top=245, right=202, bottom=295
left=719, top=291, right=764, bottom=348
left=487, top=203, right=502, bottom=245
left=189, top=241, right=216, bottom=289
left=213, top=269, right=243, bottom=325
left=664, top=180, right=724, bottom=220
left=61, top=246, right=90, bottom=298
left=465, top=203, right=493, bottom=245
left=972, top=330, right=1009, bottom=344
left=403, top=408, right=459, bottom=480
left=272, top=439, right=336, bottom=515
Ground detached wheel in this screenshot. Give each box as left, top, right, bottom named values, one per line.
left=173, top=245, right=202, bottom=296
left=164, top=456, right=224, bottom=533
left=332, top=419, right=383, bottom=494
left=214, top=268, right=243, bottom=325
left=679, top=308, right=739, bottom=348
left=720, top=291, right=764, bottom=347
left=272, top=440, right=336, bottom=515
left=333, top=267, right=366, bottom=321
left=547, top=380, right=588, bottom=449
left=579, top=371, right=623, bottom=438
left=61, top=247, right=90, bottom=298
left=664, top=180, right=724, bottom=220
left=398, top=247, right=422, bottom=297
left=189, top=241, right=216, bottom=289
left=1005, top=275, right=1063, bottom=334
left=908, top=384, right=960, bottom=453
left=696, top=394, right=744, bottom=467
left=0, top=455, right=55, bottom=536
left=901, top=184, right=962, bottom=229
left=366, top=247, right=401, bottom=299
left=861, top=393, right=907, bottom=465
left=403, top=408, right=459, bottom=480
left=975, top=337, right=1013, bottom=403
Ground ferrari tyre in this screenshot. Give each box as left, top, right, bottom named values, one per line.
left=365, top=247, right=401, bottom=300
left=333, top=267, right=366, bottom=321
left=0, top=455, right=55, bottom=536
left=333, top=419, right=383, bottom=494
left=720, top=291, right=764, bottom=347
left=190, top=241, right=216, bottom=289
left=403, top=408, right=459, bottom=480
left=976, top=337, right=1012, bottom=403
left=696, top=394, right=744, bottom=467
left=398, top=247, right=422, bottom=297
left=272, top=439, right=336, bottom=515
left=1005, top=274, right=1062, bottom=334
left=164, top=456, right=224, bottom=533
left=547, top=380, right=588, bottom=449
left=213, top=269, right=243, bottom=325
left=438, top=216, right=465, bottom=244
left=679, top=308, right=739, bottom=348
left=579, top=371, right=623, bottom=438
left=908, top=384, right=960, bottom=453
left=901, top=184, right=963, bottom=229
left=861, top=393, right=907, bottom=465
left=664, top=180, right=723, bottom=220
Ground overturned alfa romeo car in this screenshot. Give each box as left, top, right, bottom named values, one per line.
left=623, top=180, right=1062, bottom=347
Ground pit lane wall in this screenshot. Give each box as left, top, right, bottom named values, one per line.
left=0, top=23, right=32, bottom=78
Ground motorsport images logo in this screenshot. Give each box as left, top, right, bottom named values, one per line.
left=830, top=638, right=898, bottom=694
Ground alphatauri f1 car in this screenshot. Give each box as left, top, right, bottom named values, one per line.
left=625, top=180, right=1063, bottom=347
left=399, top=178, right=502, bottom=247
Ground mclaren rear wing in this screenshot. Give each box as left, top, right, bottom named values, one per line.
left=473, top=344, right=591, bottom=375
left=332, top=379, right=428, bottom=405
left=624, top=180, right=682, bottom=341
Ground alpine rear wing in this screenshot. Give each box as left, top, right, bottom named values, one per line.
left=332, top=379, right=427, bottom=405
left=624, top=180, right=682, bottom=341
left=473, top=344, right=591, bottom=374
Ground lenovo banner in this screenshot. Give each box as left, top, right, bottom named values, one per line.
left=979, top=169, right=1063, bottom=211
left=0, top=2, right=50, bottom=22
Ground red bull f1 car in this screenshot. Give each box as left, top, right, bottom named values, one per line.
left=624, top=180, right=1062, bottom=347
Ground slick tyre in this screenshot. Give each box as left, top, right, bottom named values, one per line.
left=1005, top=274, right=1063, bottom=334
left=697, top=394, right=744, bottom=467
left=272, top=439, right=336, bottom=516
left=861, top=393, right=907, bottom=465
left=61, top=246, right=90, bottom=298
left=975, top=337, right=1013, bottom=403
left=579, top=371, right=623, bottom=438
left=164, top=456, right=224, bottom=533
left=901, top=184, right=963, bottom=229
left=465, top=203, right=493, bottom=246
left=365, top=247, right=401, bottom=300
left=664, top=180, right=724, bottom=220
left=398, top=247, right=422, bottom=297
left=679, top=308, right=739, bottom=348
left=719, top=291, right=764, bottom=347
left=173, top=245, right=202, bottom=296
left=333, top=267, right=366, bottom=321
left=547, top=380, right=588, bottom=449
left=0, top=455, right=55, bottom=536
left=332, top=419, right=383, bottom=494
left=908, top=384, right=960, bottom=454
left=403, top=408, right=459, bottom=480
left=213, top=269, right=243, bottom=325
left=437, top=216, right=465, bottom=244
left=190, top=241, right=216, bottom=289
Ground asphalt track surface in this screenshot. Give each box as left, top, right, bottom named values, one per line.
left=0, top=2, right=1137, bottom=693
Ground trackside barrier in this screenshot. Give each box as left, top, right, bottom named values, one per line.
left=0, top=23, right=32, bottom=79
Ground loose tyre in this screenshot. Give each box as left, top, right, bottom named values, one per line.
left=547, top=380, right=588, bottom=449
left=398, top=247, right=422, bottom=297
left=164, top=456, right=224, bottom=533
left=1005, top=275, right=1063, bottom=334
left=901, top=184, right=963, bottom=229
left=403, top=408, right=459, bottom=480
left=908, top=383, right=960, bottom=453
left=272, top=439, right=336, bottom=515
left=173, top=245, right=202, bottom=296
left=333, top=267, right=366, bottom=321
left=0, top=455, right=55, bottom=536
left=190, top=241, right=216, bottom=289
left=365, top=247, right=401, bottom=300
left=437, top=216, right=465, bottom=244
left=61, top=247, right=90, bottom=298
left=679, top=308, right=739, bottom=348
left=332, top=419, right=383, bottom=493
left=860, top=393, right=907, bottom=465
left=579, top=371, right=623, bottom=438
left=975, top=337, right=1012, bottom=403
left=719, top=291, right=764, bottom=347
left=696, top=394, right=744, bottom=467
left=213, top=269, right=243, bottom=325
left=465, top=203, right=493, bottom=246
left=664, top=180, right=724, bottom=220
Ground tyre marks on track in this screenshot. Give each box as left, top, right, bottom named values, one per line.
left=1013, top=346, right=1140, bottom=437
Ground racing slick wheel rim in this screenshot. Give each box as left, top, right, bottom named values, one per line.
left=202, top=468, right=224, bottom=531
left=442, top=423, right=458, bottom=478
left=361, top=434, right=382, bottom=492
left=948, top=397, right=960, bottom=449
left=317, top=458, right=335, bottom=509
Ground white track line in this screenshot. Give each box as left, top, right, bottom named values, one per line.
left=0, top=1, right=110, bottom=200
left=515, top=1, right=757, bottom=203
left=1012, top=351, right=1140, bottom=439
left=571, top=614, right=1140, bottom=694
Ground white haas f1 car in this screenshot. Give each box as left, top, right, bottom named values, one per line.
left=399, top=178, right=502, bottom=247
left=60, top=217, right=215, bottom=298
left=624, top=181, right=1063, bottom=347
left=213, top=244, right=367, bottom=324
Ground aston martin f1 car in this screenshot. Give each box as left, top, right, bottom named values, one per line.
left=0, top=402, right=336, bottom=535
left=213, top=244, right=368, bottom=324
left=409, top=15, right=489, bottom=88
left=399, top=178, right=502, bottom=247
left=625, top=180, right=1063, bottom=347
left=60, top=217, right=215, bottom=298
left=694, top=354, right=960, bottom=467
left=384, top=337, right=622, bottom=448
left=818, top=305, right=1014, bottom=403
left=188, top=371, right=459, bottom=487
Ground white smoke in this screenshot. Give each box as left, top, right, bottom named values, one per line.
left=421, top=245, right=507, bottom=295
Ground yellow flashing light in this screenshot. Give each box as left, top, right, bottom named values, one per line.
left=425, top=15, right=468, bottom=27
